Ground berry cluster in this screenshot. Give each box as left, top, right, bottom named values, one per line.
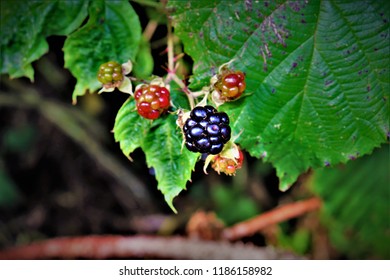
left=183, top=106, right=231, bottom=154
left=211, top=149, right=244, bottom=176
left=97, top=61, right=123, bottom=86
left=134, top=84, right=170, bottom=120
left=214, top=70, right=246, bottom=100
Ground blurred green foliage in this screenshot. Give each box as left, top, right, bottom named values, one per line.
left=211, top=185, right=260, bottom=226
left=312, top=145, right=390, bottom=259
left=0, top=168, right=22, bottom=208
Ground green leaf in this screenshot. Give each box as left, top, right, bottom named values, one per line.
left=0, top=0, right=89, bottom=80
left=311, top=145, right=390, bottom=258
left=169, top=0, right=390, bottom=190
left=132, top=38, right=154, bottom=79
left=113, top=94, right=198, bottom=212
left=142, top=115, right=198, bottom=212
left=113, top=98, right=152, bottom=158
left=63, top=0, right=142, bottom=103
left=170, top=81, right=192, bottom=109
left=44, top=0, right=91, bottom=35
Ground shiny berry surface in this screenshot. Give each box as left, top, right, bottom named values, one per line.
left=134, top=85, right=170, bottom=120
left=183, top=106, right=231, bottom=154
left=97, top=61, right=123, bottom=85
left=215, top=70, right=246, bottom=100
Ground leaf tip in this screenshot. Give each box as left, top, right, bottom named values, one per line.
left=279, top=178, right=293, bottom=192
left=165, top=196, right=178, bottom=214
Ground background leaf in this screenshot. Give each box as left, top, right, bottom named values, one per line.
left=169, top=0, right=390, bottom=190
left=132, top=38, right=154, bottom=79
left=0, top=168, right=22, bottom=208
left=42, top=0, right=90, bottom=36
left=113, top=89, right=198, bottom=212
left=0, top=0, right=89, bottom=80
left=211, top=185, right=260, bottom=226
left=63, top=0, right=142, bottom=103
left=311, top=145, right=390, bottom=259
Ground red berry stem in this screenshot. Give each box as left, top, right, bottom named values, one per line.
left=166, top=19, right=196, bottom=109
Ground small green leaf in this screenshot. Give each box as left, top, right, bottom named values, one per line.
left=63, top=0, right=142, bottom=103
left=113, top=94, right=198, bottom=212
left=0, top=0, right=89, bottom=80
left=312, top=145, right=390, bottom=258
left=113, top=98, right=151, bottom=157
left=169, top=0, right=390, bottom=191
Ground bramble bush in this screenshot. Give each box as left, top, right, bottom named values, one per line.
left=1, top=0, right=389, bottom=258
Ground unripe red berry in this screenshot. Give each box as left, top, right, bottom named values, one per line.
left=134, top=84, right=171, bottom=120
left=211, top=149, right=244, bottom=175
left=215, top=70, right=246, bottom=100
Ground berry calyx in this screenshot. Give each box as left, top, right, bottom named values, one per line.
left=211, top=149, right=244, bottom=176
left=214, top=70, right=246, bottom=100
left=183, top=106, right=231, bottom=155
left=97, top=61, right=124, bottom=87
left=134, top=84, right=171, bottom=120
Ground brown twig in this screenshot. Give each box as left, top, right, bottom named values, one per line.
left=0, top=235, right=303, bottom=260
left=222, top=197, right=322, bottom=241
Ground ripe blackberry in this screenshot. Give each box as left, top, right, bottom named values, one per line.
left=134, top=84, right=170, bottom=120
left=183, top=106, right=231, bottom=154
left=97, top=61, right=123, bottom=86
left=214, top=70, right=246, bottom=100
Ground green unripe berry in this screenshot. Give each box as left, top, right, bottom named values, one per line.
left=97, top=61, right=124, bottom=85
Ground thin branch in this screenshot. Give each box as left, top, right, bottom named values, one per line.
left=222, top=197, right=322, bottom=241
left=143, top=20, right=159, bottom=42
left=167, top=20, right=175, bottom=75
left=0, top=235, right=303, bottom=260
left=166, top=20, right=195, bottom=109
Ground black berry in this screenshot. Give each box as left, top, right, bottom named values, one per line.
left=183, top=106, right=231, bottom=154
